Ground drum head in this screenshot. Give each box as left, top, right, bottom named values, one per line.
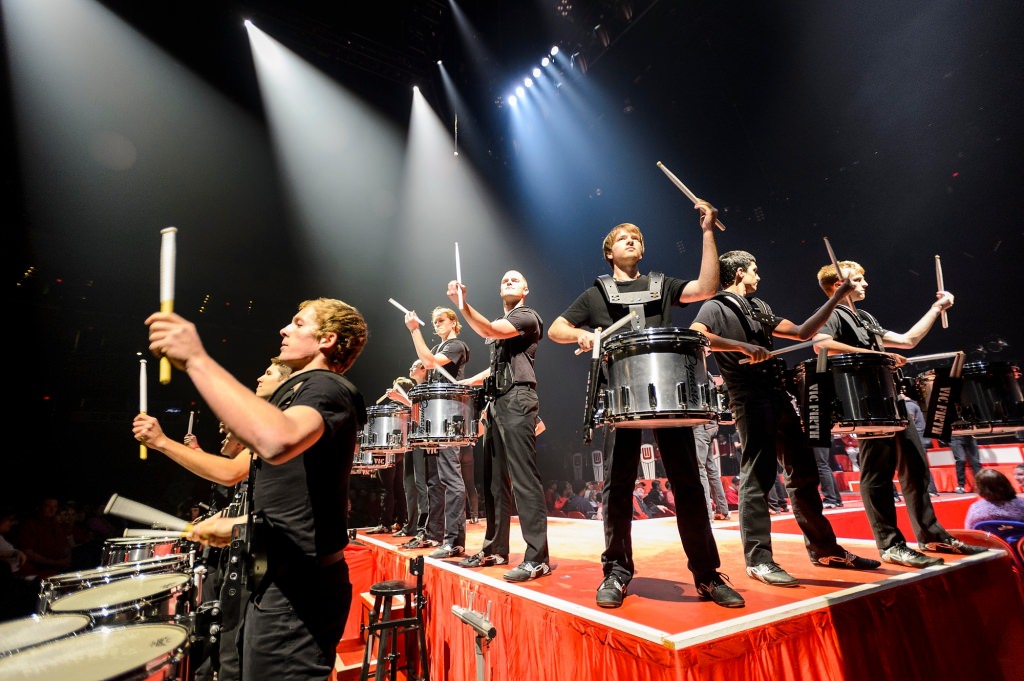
left=49, top=572, right=190, bottom=616
left=0, top=624, right=187, bottom=681
left=602, top=327, right=709, bottom=355
left=367, top=403, right=410, bottom=417
left=0, top=614, right=91, bottom=656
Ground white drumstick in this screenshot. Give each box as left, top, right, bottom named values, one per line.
left=434, top=363, right=458, bottom=384
left=455, top=242, right=463, bottom=309
left=187, top=410, right=194, bottom=435
left=823, top=237, right=857, bottom=315
left=738, top=337, right=829, bottom=364
left=122, top=528, right=186, bottom=538
left=934, top=255, right=948, bottom=329
left=388, top=298, right=425, bottom=326
left=139, top=358, right=148, bottom=460
left=656, top=161, right=726, bottom=231
left=159, top=227, right=177, bottom=385
left=104, top=493, right=190, bottom=532
left=575, top=311, right=636, bottom=356
left=904, top=351, right=962, bottom=364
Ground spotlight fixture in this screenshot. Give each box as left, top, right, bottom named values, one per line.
left=541, top=57, right=550, bottom=67
left=533, top=67, right=541, bottom=78
left=551, top=46, right=560, bottom=56
left=524, top=77, right=534, bottom=88
left=515, top=85, right=525, bottom=98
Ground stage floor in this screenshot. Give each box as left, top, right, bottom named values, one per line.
left=343, top=493, right=1023, bottom=680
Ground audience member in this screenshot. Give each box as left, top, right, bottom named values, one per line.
left=14, top=496, right=72, bottom=578
left=964, top=469, right=1024, bottom=529
left=1015, top=464, right=1024, bottom=494
left=0, top=507, right=38, bottom=621
left=726, top=477, right=740, bottom=511
left=947, top=435, right=982, bottom=494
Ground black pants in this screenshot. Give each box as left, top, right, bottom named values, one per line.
left=486, top=386, right=548, bottom=564
left=859, top=428, right=948, bottom=550
left=733, top=391, right=843, bottom=566
left=600, top=425, right=720, bottom=584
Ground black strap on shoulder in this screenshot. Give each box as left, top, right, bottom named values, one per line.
left=713, top=292, right=774, bottom=350
left=836, top=305, right=885, bottom=352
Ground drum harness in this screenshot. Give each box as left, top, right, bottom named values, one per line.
left=712, top=291, right=787, bottom=392
left=428, top=338, right=469, bottom=384
left=580, top=275, right=663, bottom=441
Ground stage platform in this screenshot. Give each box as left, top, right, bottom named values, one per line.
left=336, top=497, right=1023, bottom=681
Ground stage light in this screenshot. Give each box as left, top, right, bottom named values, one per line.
left=515, top=85, right=525, bottom=98
left=524, top=77, right=533, bottom=88
left=437, top=60, right=443, bottom=66
left=533, top=67, right=541, bottom=78
left=508, top=95, right=518, bottom=106
left=541, top=57, right=550, bottom=67
left=550, top=46, right=559, bottom=56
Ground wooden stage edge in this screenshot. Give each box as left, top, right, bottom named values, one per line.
left=342, top=517, right=1024, bottom=681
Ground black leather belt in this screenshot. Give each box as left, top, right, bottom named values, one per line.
left=513, top=382, right=536, bottom=390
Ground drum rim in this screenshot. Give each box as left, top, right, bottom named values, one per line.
left=366, top=403, right=411, bottom=415
left=48, top=572, right=191, bottom=614
left=46, top=554, right=189, bottom=584
left=408, top=383, right=478, bottom=395
left=815, top=353, right=896, bottom=367
left=602, top=326, right=710, bottom=348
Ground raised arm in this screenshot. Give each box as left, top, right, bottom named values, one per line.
left=133, top=413, right=251, bottom=486
left=881, top=291, right=954, bottom=349
left=679, top=201, right=720, bottom=303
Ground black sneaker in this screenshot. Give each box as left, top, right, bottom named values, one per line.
left=503, top=561, right=551, bottom=582
left=392, top=528, right=416, bottom=538
left=812, top=550, right=881, bottom=570
left=919, top=538, right=988, bottom=555
left=365, top=524, right=390, bottom=535
left=457, top=552, right=508, bottom=568
left=745, top=562, right=799, bottom=587
left=880, top=541, right=943, bottom=568
left=596, top=575, right=628, bottom=608
left=402, top=537, right=440, bottom=550
left=696, top=573, right=745, bottom=608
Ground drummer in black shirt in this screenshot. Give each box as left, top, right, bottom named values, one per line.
left=548, top=201, right=744, bottom=609
left=690, top=250, right=879, bottom=589
left=814, top=261, right=985, bottom=567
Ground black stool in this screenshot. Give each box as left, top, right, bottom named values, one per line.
left=360, top=555, right=428, bottom=681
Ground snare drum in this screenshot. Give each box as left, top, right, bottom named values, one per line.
left=954, top=361, right=1024, bottom=436
left=48, top=572, right=193, bottom=627
left=38, top=553, right=191, bottom=613
left=599, top=328, right=715, bottom=428
left=0, top=613, right=90, bottom=657
left=807, top=353, right=907, bottom=437
left=408, top=383, right=481, bottom=448
left=0, top=623, right=188, bottom=681
left=359, top=403, right=411, bottom=452
left=101, top=536, right=193, bottom=566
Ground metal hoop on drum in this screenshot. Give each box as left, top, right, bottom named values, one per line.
left=0, top=613, right=91, bottom=657
left=598, top=328, right=716, bottom=428
left=810, top=353, right=907, bottom=439
left=359, top=403, right=411, bottom=453
left=408, top=383, right=481, bottom=450
left=0, top=623, right=189, bottom=681
left=953, top=361, right=1024, bottom=436
left=38, top=553, right=192, bottom=614
left=47, top=572, right=193, bottom=628
left=100, top=535, right=193, bottom=567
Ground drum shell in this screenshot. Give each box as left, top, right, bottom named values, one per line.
left=359, top=403, right=411, bottom=452
left=0, top=623, right=188, bottom=681
left=47, top=572, right=193, bottom=627
left=954, top=361, right=1024, bottom=436
left=38, top=553, right=192, bottom=613
left=101, top=536, right=193, bottom=566
left=408, top=383, right=481, bottom=448
left=600, top=328, right=715, bottom=427
left=807, top=353, right=907, bottom=437
left=0, top=613, right=91, bottom=657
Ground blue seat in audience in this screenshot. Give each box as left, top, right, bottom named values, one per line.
left=971, top=519, right=1024, bottom=544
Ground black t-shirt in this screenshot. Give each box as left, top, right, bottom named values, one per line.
left=692, top=295, right=785, bottom=397
left=489, top=306, right=542, bottom=387
left=430, top=338, right=470, bottom=382
left=558, top=274, right=688, bottom=334
left=258, top=370, right=362, bottom=559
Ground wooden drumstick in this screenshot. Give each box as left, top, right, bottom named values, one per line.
left=934, top=255, right=948, bottom=329
left=159, top=227, right=177, bottom=385
left=574, top=310, right=636, bottom=356
left=139, top=358, right=148, bottom=460
left=738, top=336, right=830, bottom=364
left=656, top=161, right=726, bottom=231
left=823, top=237, right=857, bottom=315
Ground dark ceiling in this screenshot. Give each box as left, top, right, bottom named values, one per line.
left=5, top=0, right=1023, bottom=510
